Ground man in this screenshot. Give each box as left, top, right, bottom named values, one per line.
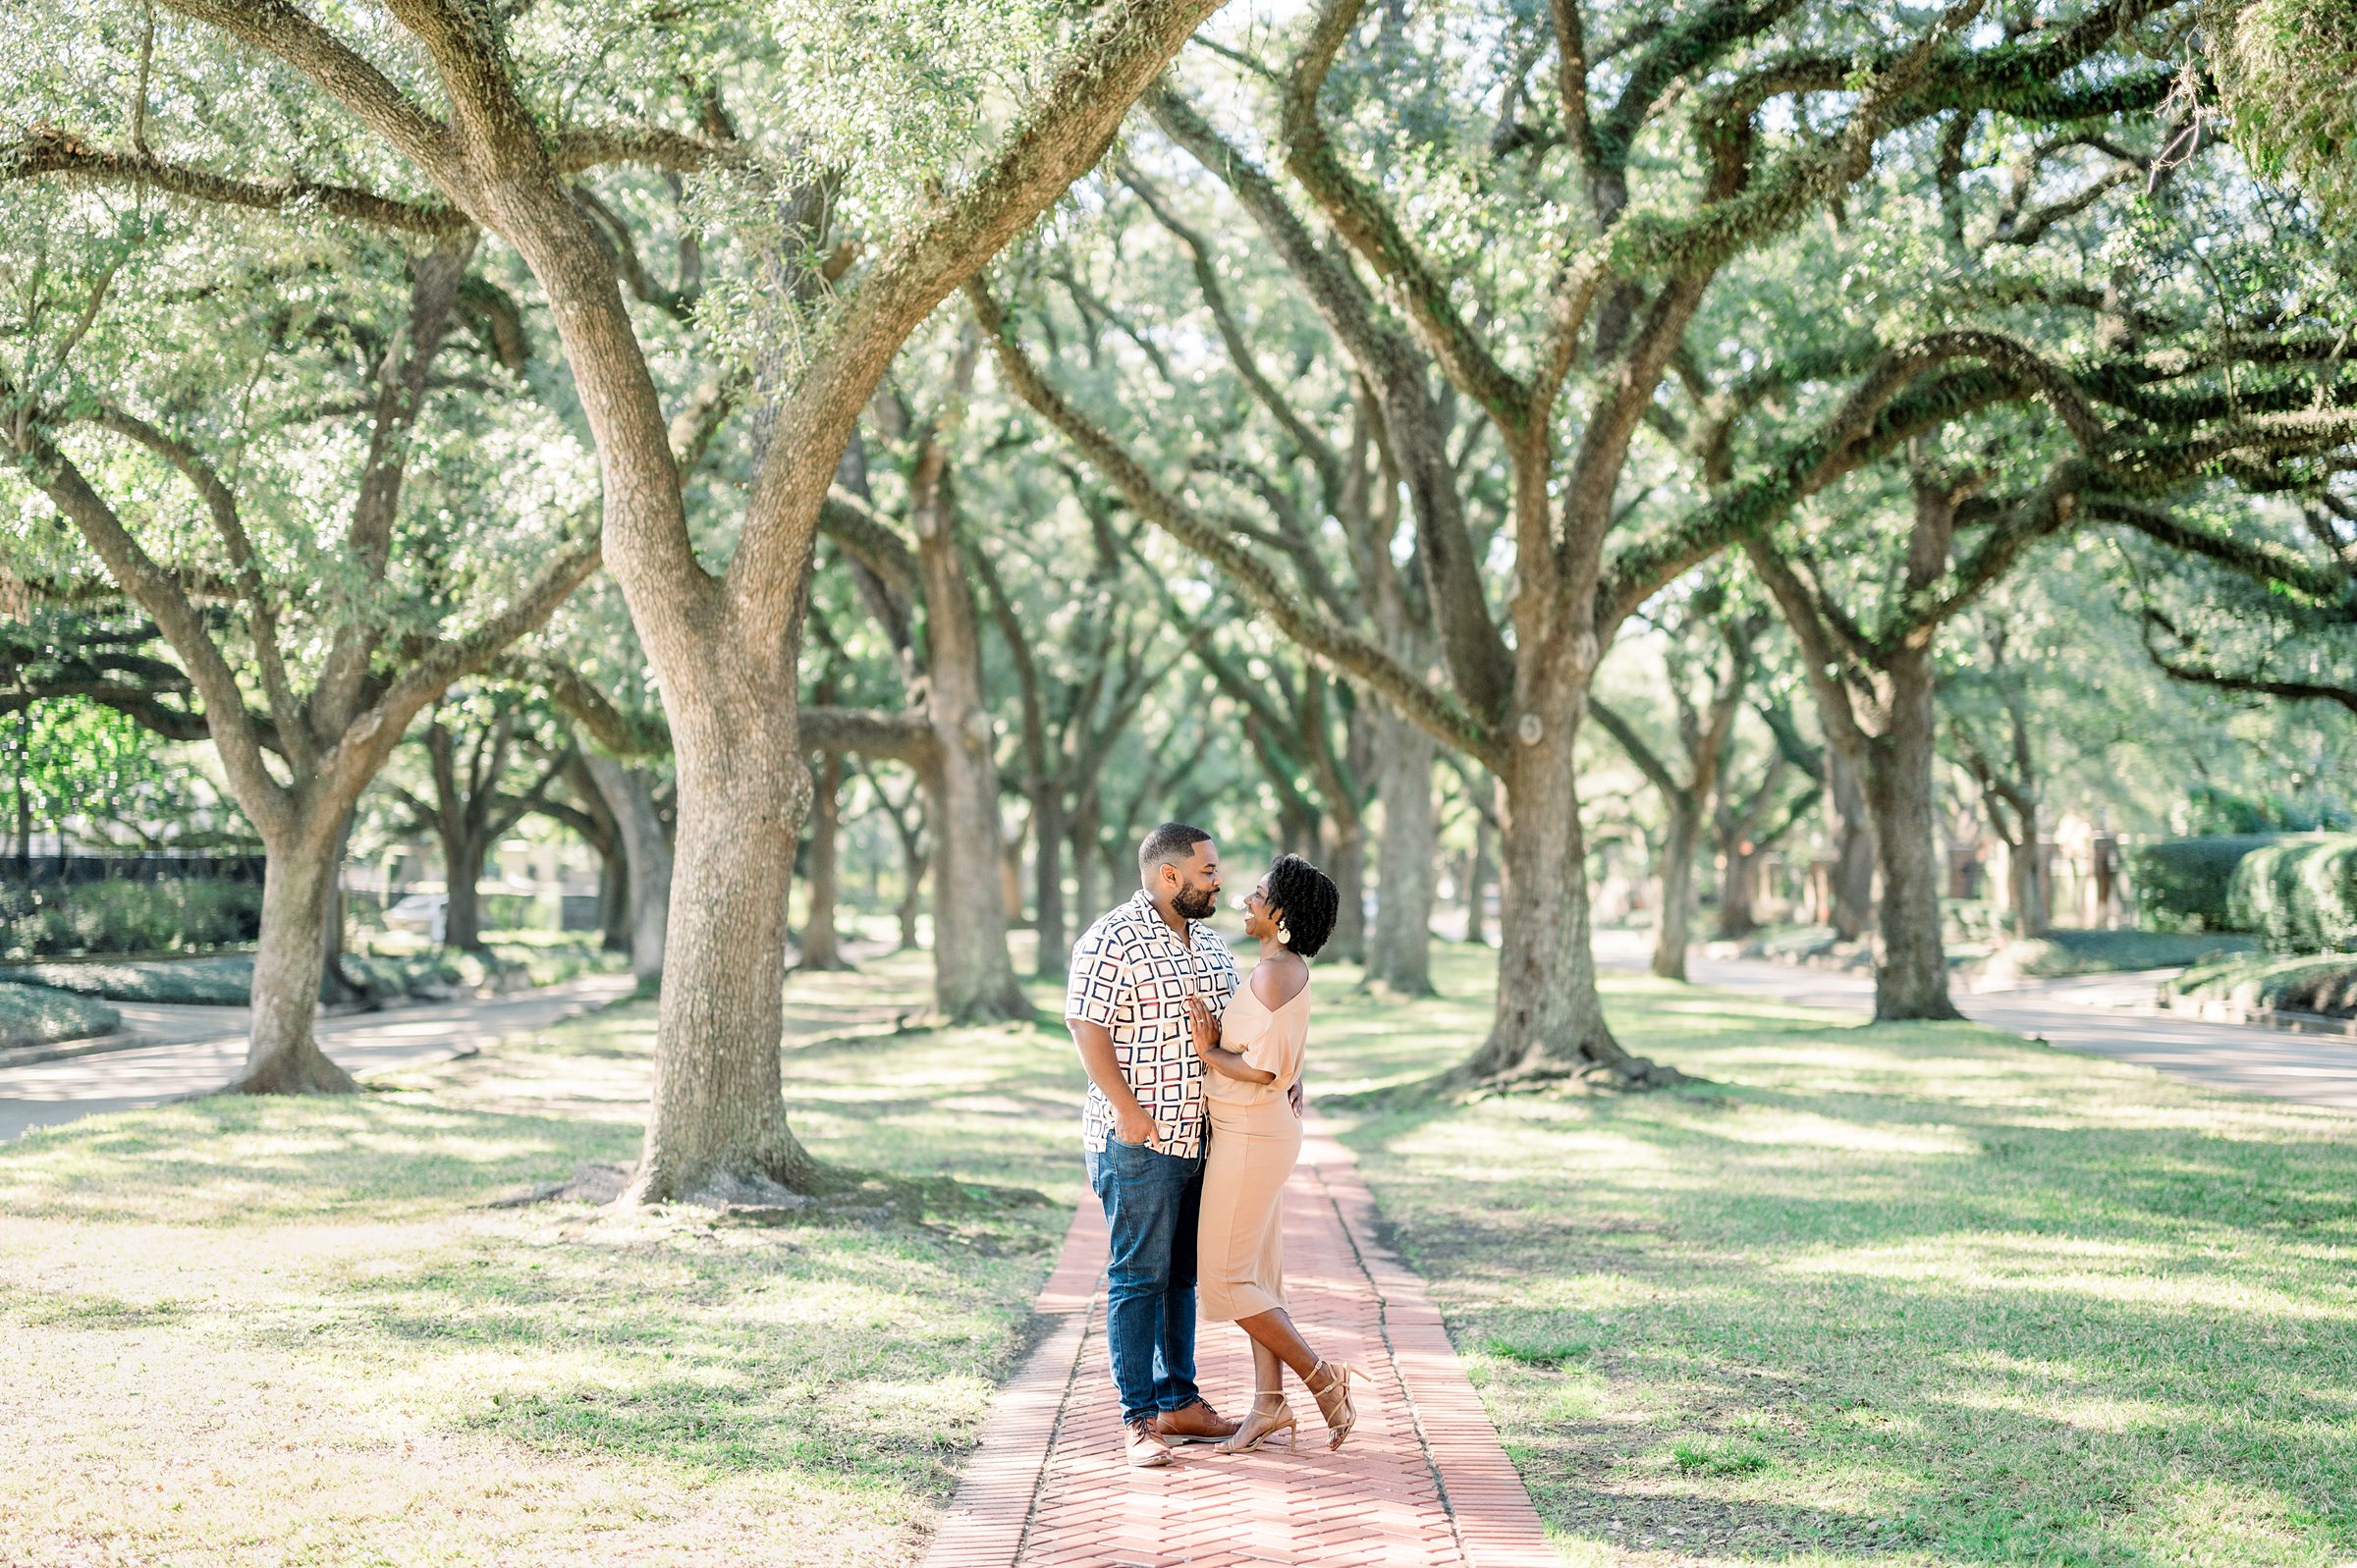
left=1065, top=822, right=1245, bottom=1466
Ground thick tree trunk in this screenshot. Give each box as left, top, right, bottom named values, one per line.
left=1070, top=803, right=1102, bottom=931
left=1464, top=700, right=1677, bottom=1086
left=598, top=842, right=630, bottom=953
left=1651, top=799, right=1700, bottom=981
left=629, top=696, right=818, bottom=1204
left=1465, top=801, right=1494, bottom=946
left=1276, top=798, right=1318, bottom=863
left=1825, top=743, right=1875, bottom=940
left=1320, top=815, right=1367, bottom=967
left=436, top=823, right=489, bottom=950
left=1364, top=714, right=1436, bottom=993
left=582, top=754, right=671, bottom=987
left=2004, top=817, right=2052, bottom=939
left=909, top=486, right=1027, bottom=1020
left=235, top=817, right=358, bottom=1094
left=1033, top=789, right=1069, bottom=981
left=922, top=749, right=1029, bottom=1018
left=1715, top=838, right=1762, bottom=940
left=798, top=751, right=850, bottom=970
left=1862, top=652, right=1960, bottom=1021
left=897, top=846, right=926, bottom=951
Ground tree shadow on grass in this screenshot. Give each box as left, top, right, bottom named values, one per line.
left=0, top=965, right=1095, bottom=1534
left=1437, top=1218, right=2357, bottom=1561
left=309, top=1205, right=1056, bottom=1494
left=1643, top=1076, right=2357, bottom=1246
left=0, top=1095, right=642, bottom=1225
left=1364, top=1107, right=2357, bottom=1559
left=1306, top=963, right=2357, bottom=1561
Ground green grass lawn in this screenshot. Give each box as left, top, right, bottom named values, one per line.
left=0, top=950, right=1084, bottom=1568
left=1315, top=947, right=2357, bottom=1567
left=4, top=939, right=2354, bottom=1566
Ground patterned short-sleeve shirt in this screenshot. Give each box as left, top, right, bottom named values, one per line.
left=1064, top=891, right=1240, bottom=1160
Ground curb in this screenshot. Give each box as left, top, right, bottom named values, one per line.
left=0, top=1029, right=162, bottom=1071
left=1702, top=946, right=2357, bottom=1044
left=0, top=976, right=635, bottom=1078
left=2163, top=995, right=2357, bottom=1040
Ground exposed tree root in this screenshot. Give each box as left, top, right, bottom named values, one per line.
left=225, top=1050, right=360, bottom=1095
left=1456, top=1041, right=1697, bottom=1095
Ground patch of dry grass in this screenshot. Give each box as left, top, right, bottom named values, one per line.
left=0, top=951, right=1083, bottom=1568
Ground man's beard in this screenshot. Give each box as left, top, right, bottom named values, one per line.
left=1173, top=886, right=1218, bottom=921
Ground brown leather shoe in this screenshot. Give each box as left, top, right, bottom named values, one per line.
left=1124, top=1418, right=1174, bottom=1467
left=1152, top=1397, right=1243, bottom=1445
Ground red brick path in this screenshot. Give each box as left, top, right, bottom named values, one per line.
left=922, top=1116, right=1557, bottom=1568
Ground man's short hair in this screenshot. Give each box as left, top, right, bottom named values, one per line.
left=1138, top=821, right=1214, bottom=875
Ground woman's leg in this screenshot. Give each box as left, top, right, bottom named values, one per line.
left=1220, top=1324, right=1300, bottom=1451
left=1233, top=1307, right=1318, bottom=1381
left=1240, top=1306, right=1364, bottom=1449
left=1249, top=1331, right=1285, bottom=1394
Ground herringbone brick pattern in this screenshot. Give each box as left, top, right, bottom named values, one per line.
left=923, top=1117, right=1557, bottom=1568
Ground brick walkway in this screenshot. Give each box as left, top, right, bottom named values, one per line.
left=923, top=1116, right=1557, bottom=1568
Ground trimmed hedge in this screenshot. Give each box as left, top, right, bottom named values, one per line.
left=0, top=941, right=624, bottom=1006
left=0, top=981, right=121, bottom=1051
left=1990, top=929, right=2257, bottom=978
left=2122, top=836, right=2278, bottom=932
left=2167, top=953, right=2357, bottom=1017
left=1, top=953, right=450, bottom=1005
left=2227, top=835, right=2357, bottom=954
left=0, top=878, right=263, bottom=960
left=0, top=956, right=256, bottom=1004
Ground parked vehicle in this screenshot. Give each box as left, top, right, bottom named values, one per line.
left=384, top=892, right=448, bottom=943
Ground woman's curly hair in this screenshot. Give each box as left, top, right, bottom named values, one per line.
left=1266, top=853, right=1341, bottom=959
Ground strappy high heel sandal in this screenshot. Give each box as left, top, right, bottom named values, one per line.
left=1218, top=1390, right=1297, bottom=1453
left=1305, top=1360, right=1368, bottom=1451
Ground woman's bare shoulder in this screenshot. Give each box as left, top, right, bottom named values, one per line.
left=1249, top=955, right=1310, bottom=1009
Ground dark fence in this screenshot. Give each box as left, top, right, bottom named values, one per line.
left=0, top=851, right=267, bottom=889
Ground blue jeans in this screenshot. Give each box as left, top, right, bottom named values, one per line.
left=1085, top=1135, right=1204, bottom=1425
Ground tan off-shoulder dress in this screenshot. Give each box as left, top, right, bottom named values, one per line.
left=1197, top=974, right=1309, bottom=1323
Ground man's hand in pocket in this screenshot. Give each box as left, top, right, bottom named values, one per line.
left=1114, top=1104, right=1159, bottom=1147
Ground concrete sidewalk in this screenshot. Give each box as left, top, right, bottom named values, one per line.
left=0, top=973, right=636, bottom=1141
left=1595, top=930, right=2357, bottom=1110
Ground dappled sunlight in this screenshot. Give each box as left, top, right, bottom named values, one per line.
left=1311, top=950, right=2357, bottom=1565
left=1784, top=1232, right=2357, bottom=1322
left=0, top=966, right=1083, bottom=1568
left=1656, top=1105, right=1981, bottom=1158
left=1941, top=1384, right=2192, bottom=1438
left=2148, top=1475, right=2349, bottom=1560
left=9, top=942, right=2357, bottom=1565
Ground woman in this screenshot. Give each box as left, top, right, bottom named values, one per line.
left=1182, top=852, right=1365, bottom=1454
